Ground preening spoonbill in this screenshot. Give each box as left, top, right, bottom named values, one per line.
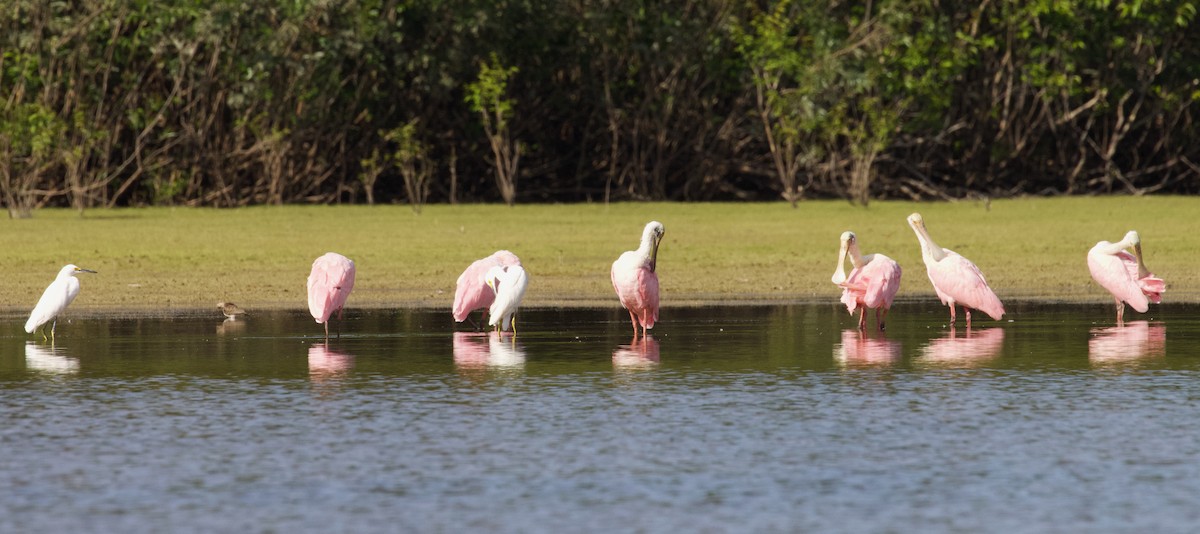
left=484, top=264, right=529, bottom=333
left=217, top=302, right=247, bottom=320
left=831, top=231, right=902, bottom=331
left=906, top=213, right=1004, bottom=326
left=611, top=221, right=664, bottom=338
left=1087, top=230, right=1164, bottom=325
left=25, top=264, right=97, bottom=340
left=452, top=250, right=522, bottom=326
left=307, top=252, right=356, bottom=338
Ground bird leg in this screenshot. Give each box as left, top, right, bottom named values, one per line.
left=857, top=309, right=867, bottom=330
left=877, top=308, right=888, bottom=332
left=323, top=321, right=330, bottom=340
left=628, top=310, right=640, bottom=338
left=511, top=315, right=518, bottom=336
left=965, top=308, right=973, bottom=328
left=1115, top=299, right=1125, bottom=327
left=948, top=305, right=957, bottom=326
left=51, top=319, right=57, bottom=341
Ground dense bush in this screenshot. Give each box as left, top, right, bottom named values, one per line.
left=2, top=0, right=1197, bottom=214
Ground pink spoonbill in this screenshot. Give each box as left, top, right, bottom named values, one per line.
left=906, top=213, right=1004, bottom=326
left=1087, top=230, right=1165, bottom=325
left=831, top=231, right=902, bottom=331
left=484, top=264, right=529, bottom=334
left=611, top=221, right=664, bottom=338
left=452, top=250, right=522, bottom=327
left=307, top=252, right=356, bottom=338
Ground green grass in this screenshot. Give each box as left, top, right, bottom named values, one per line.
left=2, top=197, right=1197, bottom=314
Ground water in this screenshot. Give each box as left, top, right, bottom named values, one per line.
left=4, top=303, right=1200, bottom=533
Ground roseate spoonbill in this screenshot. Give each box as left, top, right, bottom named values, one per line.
left=25, top=264, right=97, bottom=340
left=307, top=252, right=356, bottom=338
left=611, top=221, right=664, bottom=338
left=906, top=213, right=1004, bottom=326
left=452, top=250, right=522, bottom=326
left=484, top=264, right=529, bottom=333
left=217, top=302, right=247, bottom=320
left=1087, top=230, right=1165, bottom=325
left=831, top=231, right=902, bottom=331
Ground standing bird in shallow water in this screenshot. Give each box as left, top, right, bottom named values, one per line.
left=611, top=221, right=664, bottom=338
left=1087, top=230, right=1165, bottom=325
left=485, top=264, right=529, bottom=334
left=831, top=231, right=902, bottom=331
left=25, top=264, right=97, bottom=340
left=217, top=302, right=247, bottom=320
left=906, top=213, right=1004, bottom=326
left=452, top=250, right=522, bottom=327
left=307, top=252, right=356, bottom=338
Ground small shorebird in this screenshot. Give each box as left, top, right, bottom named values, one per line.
left=217, top=302, right=248, bottom=320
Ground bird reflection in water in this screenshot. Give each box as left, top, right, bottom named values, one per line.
left=833, top=329, right=901, bottom=367
left=216, top=317, right=246, bottom=336
left=452, top=332, right=526, bottom=372
left=612, top=335, right=660, bottom=369
left=308, top=343, right=354, bottom=382
left=918, top=327, right=1005, bottom=366
left=1089, top=321, right=1165, bottom=364
left=24, top=342, right=80, bottom=375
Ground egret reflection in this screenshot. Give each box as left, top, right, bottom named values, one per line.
left=24, top=342, right=80, bottom=375
left=452, top=332, right=526, bottom=370
left=833, top=329, right=901, bottom=367
left=613, top=335, right=660, bottom=369
left=918, top=327, right=1005, bottom=366
left=1089, top=321, right=1166, bottom=364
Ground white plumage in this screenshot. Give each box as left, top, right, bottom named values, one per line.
left=25, top=264, right=97, bottom=339
left=485, top=265, right=529, bottom=333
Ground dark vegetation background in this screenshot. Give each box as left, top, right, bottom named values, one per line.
left=3, top=0, right=1198, bottom=216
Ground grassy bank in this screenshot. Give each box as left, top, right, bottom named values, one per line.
left=1, top=197, right=1197, bottom=315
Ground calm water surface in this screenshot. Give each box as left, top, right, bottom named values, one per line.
left=4, top=303, right=1200, bottom=533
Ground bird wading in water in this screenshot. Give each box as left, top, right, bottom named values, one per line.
left=25, top=264, right=97, bottom=341
left=611, top=221, right=664, bottom=338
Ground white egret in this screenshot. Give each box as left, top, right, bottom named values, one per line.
left=25, top=264, right=97, bottom=340
left=484, top=264, right=529, bottom=334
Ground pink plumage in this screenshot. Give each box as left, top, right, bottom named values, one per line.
left=1087, top=231, right=1164, bottom=324
left=832, top=231, right=901, bottom=331
left=612, top=221, right=664, bottom=338
left=307, top=252, right=356, bottom=332
left=452, top=250, right=522, bottom=322
left=907, top=213, right=1004, bottom=326
left=839, top=256, right=902, bottom=313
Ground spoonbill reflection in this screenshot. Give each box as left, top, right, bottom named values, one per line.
left=918, top=327, right=1005, bottom=366
left=1088, top=321, right=1166, bottom=364
left=612, top=335, right=660, bottom=369
left=612, top=221, right=664, bottom=338
left=831, top=231, right=901, bottom=331
left=308, top=343, right=354, bottom=379
left=25, top=264, right=97, bottom=340
left=907, top=213, right=1004, bottom=326
left=452, top=332, right=526, bottom=369
left=1087, top=231, right=1165, bottom=325
left=833, top=330, right=901, bottom=366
